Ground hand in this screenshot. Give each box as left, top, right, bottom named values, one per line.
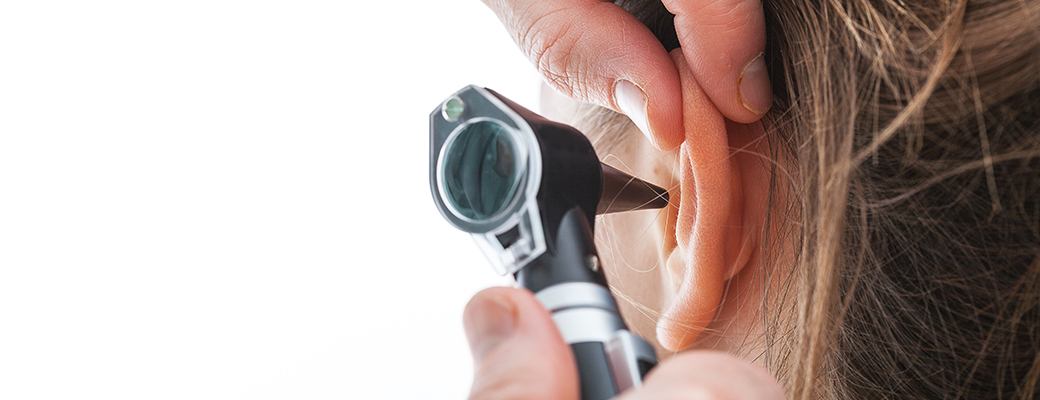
left=480, top=0, right=770, bottom=151
left=463, top=287, right=787, bottom=399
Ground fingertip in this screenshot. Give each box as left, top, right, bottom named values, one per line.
left=487, top=0, right=687, bottom=151
left=613, top=75, right=683, bottom=152
left=646, top=113, right=684, bottom=151
left=467, top=286, right=565, bottom=351
left=464, top=289, right=519, bottom=361
left=640, top=81, right=684, bottom=152
left=465, top=287, right=580, bottom=400
left=614, top=79, right=655, bottom=147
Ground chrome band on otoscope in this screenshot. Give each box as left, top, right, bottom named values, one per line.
left=536, top=282, right=619, bottom=313
left=537, top=282, right=657, bottom=391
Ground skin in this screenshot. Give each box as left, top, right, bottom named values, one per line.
left=541, top=73, right=785, bottom=361
left=480, top=0, right=772, bottom=151
left=462, top=52, right=791, bottom=399
left=464, top=288, right=787, bottom=400
left=465, top=1, right=790, bottom=398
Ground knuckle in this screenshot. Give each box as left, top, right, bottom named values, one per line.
left=518, top=9, right=588, bottom=99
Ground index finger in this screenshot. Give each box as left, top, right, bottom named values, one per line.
left=482, top=0, right=685, bottom=150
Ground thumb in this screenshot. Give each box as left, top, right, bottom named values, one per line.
left=481, top=0, right=684, bottom=150
left=464, top=287, right=579, bottom=400
left=663, top=0, right=771, bottom=122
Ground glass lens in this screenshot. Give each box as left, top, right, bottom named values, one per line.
left=442, top=120, right=520, bottom=220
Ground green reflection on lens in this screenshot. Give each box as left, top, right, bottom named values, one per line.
left=443, top=120, right=520, bottom=220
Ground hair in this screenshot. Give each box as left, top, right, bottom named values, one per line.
left=603, top=0, right=1040, bottom=399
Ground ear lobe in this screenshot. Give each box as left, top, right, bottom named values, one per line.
left=655, top=50, right=737, bottom=352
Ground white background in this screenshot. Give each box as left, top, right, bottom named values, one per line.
left=0, top=1, right=542, bottom=398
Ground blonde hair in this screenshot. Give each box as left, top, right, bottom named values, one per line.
left=608, top=0, right=1040, bottom=398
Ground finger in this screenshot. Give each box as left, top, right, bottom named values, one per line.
left=616, top=351, right=786, bottom=400
left=464, top=287, right=579, bottom=400
left=663, top=0, right=771, bottom=123
left=482, top=0, right=684, bottom=150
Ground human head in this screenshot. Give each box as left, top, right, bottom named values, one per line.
left=543, top=0, right=1040, bottom=398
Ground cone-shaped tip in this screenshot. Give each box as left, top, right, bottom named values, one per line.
left=596, top=163, right=670, bottom=215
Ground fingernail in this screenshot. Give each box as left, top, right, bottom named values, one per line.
left=614, top=80, right=656, bottom=147
left=737, top=52, right=771, bottom=115
left=463, top=292, right=516, bottom=361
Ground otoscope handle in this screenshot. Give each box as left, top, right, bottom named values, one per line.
left=537, top=283, right=658, bottom=399
left=515, top=207, right=658, bottom=400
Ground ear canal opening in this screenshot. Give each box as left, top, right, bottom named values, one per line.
left=597, top=163, right=670, bottom=215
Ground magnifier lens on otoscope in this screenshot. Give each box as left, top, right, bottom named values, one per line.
left=430, top=85, right=666, bottom=400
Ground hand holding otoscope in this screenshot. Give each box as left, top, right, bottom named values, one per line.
left=430, top=86, right=667, bottom=399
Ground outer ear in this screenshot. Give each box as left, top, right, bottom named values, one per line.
left=656, top=50, right=750, bottom=352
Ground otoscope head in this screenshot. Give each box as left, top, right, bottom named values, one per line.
left=430, top=85, right=669, bottom=275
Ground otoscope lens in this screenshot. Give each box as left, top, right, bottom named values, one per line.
left=443, top=120, right=520, bottom=220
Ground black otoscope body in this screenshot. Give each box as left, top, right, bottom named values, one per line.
left=430, top=86, right=664, bottom=400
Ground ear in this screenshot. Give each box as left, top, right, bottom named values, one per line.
left=655, top=50, right=767, bottom=352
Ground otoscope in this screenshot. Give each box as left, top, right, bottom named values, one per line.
left=430, top=85, right=665, bottom=400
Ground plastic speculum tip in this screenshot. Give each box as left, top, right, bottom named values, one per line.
left=597, top=163, right=671, bottom=215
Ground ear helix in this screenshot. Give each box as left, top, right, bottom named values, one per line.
left=655, top=50, right=733, bottom=352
